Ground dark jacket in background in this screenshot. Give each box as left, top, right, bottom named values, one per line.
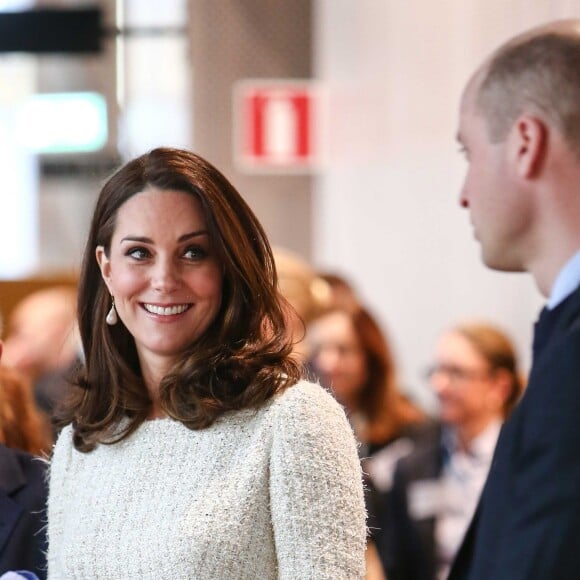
left=366, top=420, right=440, bottom=576
left=0, top=444, right=48, bottom=580
left=380, top=423, right=444, bottom=580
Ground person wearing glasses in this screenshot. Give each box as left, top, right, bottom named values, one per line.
left=381, top=322, right=524, bottom=580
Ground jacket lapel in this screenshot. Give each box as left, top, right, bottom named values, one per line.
left=534, top=284, right=580, bottom=360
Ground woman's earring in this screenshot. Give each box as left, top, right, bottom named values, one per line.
left=106, top=296, right=118, bottom=326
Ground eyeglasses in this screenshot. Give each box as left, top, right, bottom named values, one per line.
left=309, top=342, right=363, bottom=360
left=425, top=364, right=491, bottom=383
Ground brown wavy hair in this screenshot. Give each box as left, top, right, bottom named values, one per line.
left=314, top=305, right=424, bottom=445
left=0, top=366, right=51, bottom=455
left=58, top=148, right=302, bottom=452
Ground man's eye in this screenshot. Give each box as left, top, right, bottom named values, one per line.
left=448, top=367, right=465, bottom=380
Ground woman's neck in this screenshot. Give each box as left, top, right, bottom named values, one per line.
left=139, top=356, right=171, bottom=419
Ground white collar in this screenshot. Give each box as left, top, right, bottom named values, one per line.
left=547, top=250, right=580, bottom=309
left=444, top=419, right=501, bottom=462
left=468, top=419, right=502, bottom=461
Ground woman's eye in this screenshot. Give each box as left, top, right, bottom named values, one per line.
left=183, top=245, right=208, bottom=260
left=126, top=247, right=150, bottom=260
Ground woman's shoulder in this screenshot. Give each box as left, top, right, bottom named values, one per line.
left=270, top=380, right=353, bottom=437
left=49, top=424, right=79, bottom=490
left=51, top=424, right=75, bottom=460
left=273, top=379, right=344, bottom=414
left=53, top=424, right=74, bottom=448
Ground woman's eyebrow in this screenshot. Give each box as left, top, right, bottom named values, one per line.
left=120, top=230, right=209, bottom=244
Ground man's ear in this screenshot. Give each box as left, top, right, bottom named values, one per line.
left=0, top=340, right=3, bottom=362
left=509, top=115, right=548, bottom=178
left=96, top=246, right=113, bottom=294
left=488, top=368, right=512, bottom=414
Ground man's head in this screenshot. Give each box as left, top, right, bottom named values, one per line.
left=429, top=321, right=523, bottom=442
left=477, top=22, right=580, bottom=149
left=2, top=286, right=78, bottom=381
left=458, top=20, right=580, bottom=285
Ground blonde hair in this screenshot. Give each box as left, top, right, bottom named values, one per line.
left=274, top=247, right=332, bottom=325
left=454, top=321, right=524, bottom=417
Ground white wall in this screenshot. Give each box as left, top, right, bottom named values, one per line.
left=313, top=0, right=580, bottom=410
left=5, top=0, right=579, bottom=410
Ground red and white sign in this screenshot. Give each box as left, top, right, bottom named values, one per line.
left=234, top=80, right=320, bottom=172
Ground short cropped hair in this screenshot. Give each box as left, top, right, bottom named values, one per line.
left=477, top=32, right=580, bottom=154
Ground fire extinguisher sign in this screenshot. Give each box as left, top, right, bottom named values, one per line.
left=233, top=80, right=320, bottom=173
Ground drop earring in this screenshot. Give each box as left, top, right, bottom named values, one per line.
left=106, top=296, right=118, bottom=325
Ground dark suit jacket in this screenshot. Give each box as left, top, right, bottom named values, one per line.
left=380, top=424, right=444, bottom=580
left=365, top=421, right=441, bottom=579
left=0, top=444, right=48, bottom=579
left=449, top=284, right=580, bottom=579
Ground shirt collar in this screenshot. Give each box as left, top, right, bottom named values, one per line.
left=469, top=419, right=502, bottom=461
left=548, top=250, right=580, bottom=309
left=442, top=419, right=502, bottom=462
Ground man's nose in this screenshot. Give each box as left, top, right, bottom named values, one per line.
left=429, top=369, right=452, bottom=397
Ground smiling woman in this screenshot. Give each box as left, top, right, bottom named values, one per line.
left=47, top=147, right=366, bottom=579
left=95, top=188, right=224, bottom=407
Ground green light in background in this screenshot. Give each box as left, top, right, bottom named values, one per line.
left=15, top=92, right=108, bottom=154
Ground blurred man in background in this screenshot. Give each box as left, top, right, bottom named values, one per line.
left=3, top=286, right=79, bottom=419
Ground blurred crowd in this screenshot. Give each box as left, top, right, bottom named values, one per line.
left=274, top=247, right=525, bottom=580
left=0, top=250, right=525, bottom=579
left=0, top=286, right=78, bottom=577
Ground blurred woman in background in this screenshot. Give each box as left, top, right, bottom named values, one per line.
left=0, top=366, right=51, bottom=456
left=308, top=303, right=431, bottom=578
left=273, top=246, right=332, bottom=363
left=0, top=316, right=50, bottom=579
left=308, top=304, right=427, bottom=455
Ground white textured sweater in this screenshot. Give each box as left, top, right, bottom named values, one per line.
left=47, top=381, right=366, bottom=579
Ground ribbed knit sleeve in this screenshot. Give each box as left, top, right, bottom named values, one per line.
left=47, top=425, right=75, bottom=579
left=270, top=382, right=367, bottom=579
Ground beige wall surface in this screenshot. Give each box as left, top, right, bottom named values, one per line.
left=313, top=0, right=579, bottom=409
left=4, top=0, right=580, bottom=411
left=190, top=0, right=313, bottom=258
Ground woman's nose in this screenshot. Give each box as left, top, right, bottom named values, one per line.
left=152, top=259, right=181, bottom=293
left=315, top=345, right=341, bottom=374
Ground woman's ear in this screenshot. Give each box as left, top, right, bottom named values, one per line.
left=96, top=246, right=113, bottom=293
